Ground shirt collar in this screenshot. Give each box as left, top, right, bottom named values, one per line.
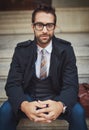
left=37, top=40, right=52, bottom=54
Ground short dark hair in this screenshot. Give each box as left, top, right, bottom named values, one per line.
left=32, top=4, right=57, bottom=25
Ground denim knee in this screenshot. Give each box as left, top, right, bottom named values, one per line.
left=0, top=101, right=18, bottom=130
left=72, top=103, right=85, bottom=116
left=0, top=101, right=12, bottom=118
left=0, top=101, right=15, bottom=121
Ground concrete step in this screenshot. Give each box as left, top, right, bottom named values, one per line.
left=0, top=8, right=89, bottom=34
left=17, top=118, right=89, bottom=130
left=0, top=79, right=7, bottom=100
left=17, top=119, right=69, bottom=130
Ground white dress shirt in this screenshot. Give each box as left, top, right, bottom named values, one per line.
left=35, top=41, right=52, bottom=78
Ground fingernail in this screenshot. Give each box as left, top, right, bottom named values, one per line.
left=47, top=120, right=51, bottom=123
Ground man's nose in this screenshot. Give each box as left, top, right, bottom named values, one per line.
left=42, top=26, right=48, bottom=32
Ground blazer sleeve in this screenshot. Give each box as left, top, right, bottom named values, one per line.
left=54, top=45, right=79, bottom=111
left=5, top=46, right=33, bottom=115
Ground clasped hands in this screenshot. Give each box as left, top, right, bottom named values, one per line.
left=21, top=100, right=63, bottom=123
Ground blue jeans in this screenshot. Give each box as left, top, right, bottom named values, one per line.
left=0, top=100, right=88, bottom=130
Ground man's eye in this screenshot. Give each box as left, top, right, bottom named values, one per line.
left=47, top=24, right=54, bottom=27
left=37, top=23, right=43, bottom=27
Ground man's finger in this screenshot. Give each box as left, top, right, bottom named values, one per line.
left=42, top=111, right=55, bottom=120
left=36, top=101, right=47, bottom=109
left=35, top=118, right=52, bottom=123
left=36, top=107, right=50, bottom=114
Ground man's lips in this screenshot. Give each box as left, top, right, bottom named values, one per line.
left=40, top=35, right=49, bottom=39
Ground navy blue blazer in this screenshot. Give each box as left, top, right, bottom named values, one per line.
left=5, top=36, right=79, bottom=115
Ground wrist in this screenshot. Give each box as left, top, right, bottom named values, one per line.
left=20, top=101, right=29, bottom=111
left=58, top=101, right=67, bottom=114
left=61, top=102, right=67, bottom=114
left=58, top=101, right=64, bottom=113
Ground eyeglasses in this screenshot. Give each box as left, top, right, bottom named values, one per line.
left=33, top=22, right=55, bottom=31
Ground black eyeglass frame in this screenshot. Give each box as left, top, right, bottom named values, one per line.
left=33, top=22, right=56, bottom=31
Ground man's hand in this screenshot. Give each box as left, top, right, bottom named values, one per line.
left=20, top=101, right=51, bottom=123
left=36, top=100, right=63, bottom=121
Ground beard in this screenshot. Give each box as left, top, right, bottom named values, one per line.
left=36, top=34, right=53, bottom=45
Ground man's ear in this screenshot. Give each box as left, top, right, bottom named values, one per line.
left=31, top=23, right=35, bottom=31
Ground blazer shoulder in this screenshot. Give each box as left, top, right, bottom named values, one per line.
left=53, top=37, right=72, bottom=52
left=56, top=37, right=71, bottom=46
left=16, top=40, right=32, bottom=48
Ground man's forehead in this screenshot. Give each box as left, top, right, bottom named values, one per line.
left=35, top=12, right=54, bottom=23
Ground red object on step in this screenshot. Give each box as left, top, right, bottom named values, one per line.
left=78, top=83, right=89, bottom=117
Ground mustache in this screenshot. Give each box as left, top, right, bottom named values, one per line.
left=40, top=34, right=49, bottom=37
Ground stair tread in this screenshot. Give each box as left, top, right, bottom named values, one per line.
left=17, top=118, right=89, bottom=130
left=17, top=119, right=68, bottom=130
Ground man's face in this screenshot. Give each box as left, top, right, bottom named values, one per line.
left=32, top=12, right=56, bottom=47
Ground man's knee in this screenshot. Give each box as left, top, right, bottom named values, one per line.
left=0, top=101, right=13, bottom=118
left=0, top=101, right=18, bottom=130
left=71, top=103, right=85, bottom=118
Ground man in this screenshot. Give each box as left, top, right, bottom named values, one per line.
left=0, top=4, right=88, bottom=130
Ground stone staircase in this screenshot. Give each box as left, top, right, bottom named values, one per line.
left=0, top=8, right=89, bottom=34
left=0, top=8, right=89, bottom=129
left=17, top=119, right=69, bottom=130
left=16, top=118, right=89, bottom=130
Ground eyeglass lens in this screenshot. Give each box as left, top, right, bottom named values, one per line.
left=34, top=22, right=55, bottom=31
